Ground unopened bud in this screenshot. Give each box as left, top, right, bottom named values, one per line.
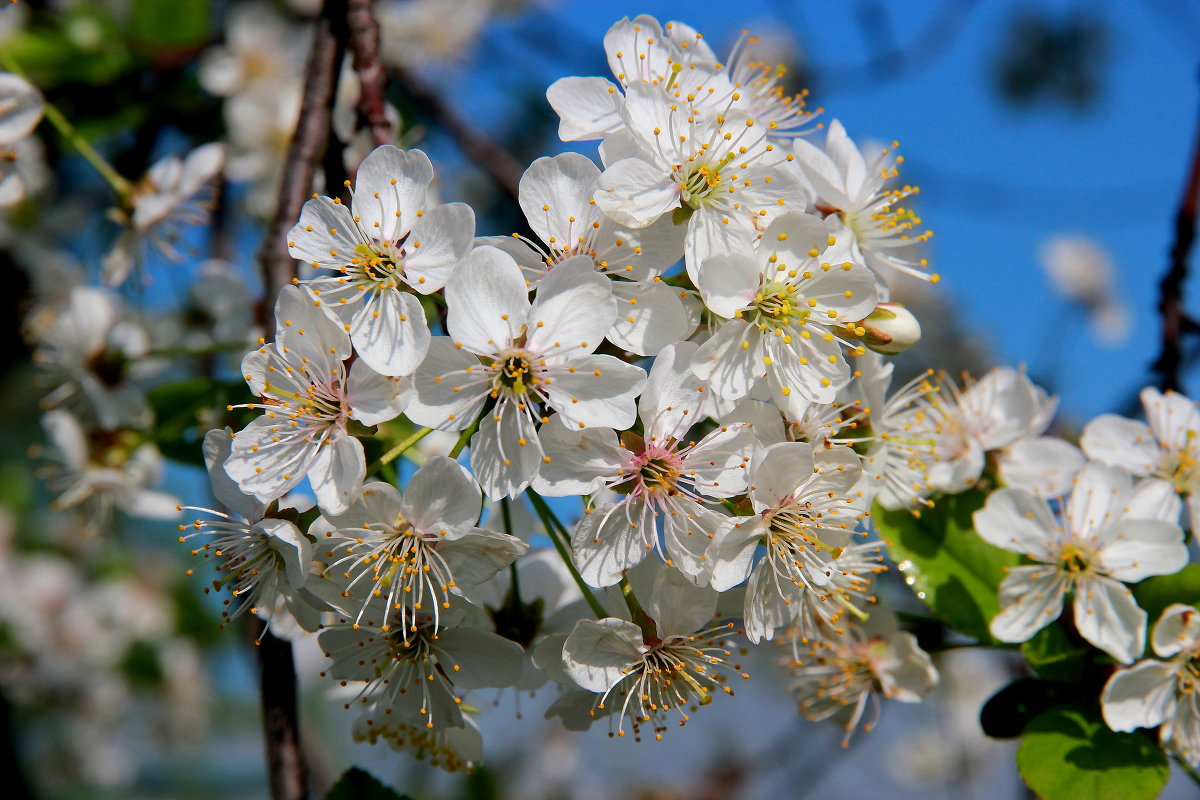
left=858, top=302, right=920, bottom=355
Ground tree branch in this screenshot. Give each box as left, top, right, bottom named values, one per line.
left=1154, top=76, right=1200, bottom=392
left=256, top=624, right=309, bottom=800
left=393, top=66, right=523, bottom=203
left=257, top=0, right=349, bottom=318
left=347, top=0, right=392, bottom=148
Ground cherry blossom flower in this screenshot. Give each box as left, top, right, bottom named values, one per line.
left=973, top=463, right=1187, bottom=663
left=534, top=341, right=756, bottom=586
left=560, top=565, right=743, bottom=741
left=706, top=441, right=874, bottom=642
left=406, top=247, right=646, bottom=499
left=1102, top=603, right=1200, bottom=766
left=792, top=120, right=935, bottom=291
left=691, top=211, right=877, bottom=410
left=288, top=145, right=474, bottom=377
left=313, top=458, right=527, bottom=637
left=1082, top=386, right=1200, bottom=527
left=224, top=286, right=409, bottom=514
left=0, top=71, right=44, bottom=206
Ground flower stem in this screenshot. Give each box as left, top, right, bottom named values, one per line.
left=368, top=426, right=433, bottom=474
left=526, top=490, right=607, bottom=619
left=500, top=498, right=522, bottom=605
left=619, top=576, right=658, bottom=642
left=448, top=417, right=480, bottom=459
left=0, top=50, right=134, bottom=200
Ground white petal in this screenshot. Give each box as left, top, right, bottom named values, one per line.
left=519, top=153, right=601, bottom=246
left=351, top=145, right=432, bottom=244
left=532, top=421, right=628, bottom=496
left=1080, top=415, right=1160, bottom=475
left=438, top=529, right=529, bottom=587
left=259, top=518, right=311, bottom=590
left=594, top=157, right=678, bottom=228
left=990, top=566, right=1066, bottom=643
left=544, top=355, right=646, bottom=430
left=640, top=340, right=706, bottom=441
left=695, top=251, right=759, bottom=319
left=346, top=358, right=410, bottom=426
left=406, top=337, right=488, bottom=431
left=1152, top=603, right=1200, bottom=657
left=997, top=436, right=1084, bottom=497
left=546, top=77, right=623, bottom=141
left=435, top=626, right=525, bottom=689
left=749, top=442, right=815, bottom=511
left=469, top=403, right=543, bottom=500
left=648, top=566, right=719, bottom=635
left=399, top=455, right=482, bottom=534
left=562, top=617, right=644, bottom=692
left=606, top=279, right=691, bottom=356
left=972, top=488, right=1057, bottom=558
left=309, top=433, right=365, bottom=516
left=1098, top=519, right=1187, bottom=583
left=202, top=428, right=265, bottom=521
left=445, top=246, right=528, bottom=355
left=1102, top=660, right=1180, bottom=732
left=572, top=499, right=653, bottom=587
left=1074, top=575, right=1147, bottom=664
left=401, top=202, right=475, bottom=292
left=527, top=255, right=615, bottom=356
left=691, top=320, right=766, bottom=402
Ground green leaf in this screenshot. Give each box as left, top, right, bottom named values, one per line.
left=1132, top=565, right=1200, bottom=625
left=1016, top=706, right=1168, bottom=800
left=1022, top=624, right=1089, bottom=682
left=875, top=490, right=1022, bottom=642
left=324, top=767, right=411, bottom=800
left=127, top=0, right=211, bottom=50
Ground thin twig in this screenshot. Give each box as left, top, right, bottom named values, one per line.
left=1153, top=76, right=1200, bottom=392
left=393, top=66, right=523, bottom=203
left=257, top=0, right=349, bottom=319
left=346, top=0, right=392, bottom=148
left=255, top=624, right=309, bottom=800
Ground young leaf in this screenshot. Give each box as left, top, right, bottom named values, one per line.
left=875, top=490, right=1021, bottom=642
left=1016, top=706, right=1168, bottom=800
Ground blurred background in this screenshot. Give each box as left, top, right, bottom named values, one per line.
left=1, top=0, right=1199, bottom=797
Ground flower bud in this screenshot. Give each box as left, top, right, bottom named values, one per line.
left=858, top=302, right=921, bottom=355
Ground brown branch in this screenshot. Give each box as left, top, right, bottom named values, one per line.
left=1154, top=80, right=1200, bottom=393
left=255, top=624, right=309, bottom=800
left=257, top=0, right=349, bottom=321
left=347, top=0, right=392, bottom=148
left=394, top=67, right=523, bottom=203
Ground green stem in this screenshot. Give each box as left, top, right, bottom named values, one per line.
left=526, top=490, right=606, bottom=619
left=619, top=576, right=658, bottom=642
left=368, top=426, right=433, bottom=475
left=0, top=51, right=134, bottom=200
left=448, top=416, right=480, bottom=459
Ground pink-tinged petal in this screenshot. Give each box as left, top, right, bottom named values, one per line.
left=640, top=341, right=705, bottom=441
left=308, top=433, right=365, bottom=516
left=400, top=202, right=475, bottom=292
left=351, top=145, right=432, bottom=244
left=1074, top=575, right=1147, bottom=663
left=470, top=403, right=543, bottom=500
left=990, top=566, right=1066, bottom=643
left=1151, top=603, right=1200, bottom=658
left=749, top=442, right=815, bottom=511
left=398, top=455, right=481, bottom=535
left=546, top=77, right=623, bottom=142
left=972, top=488, right=1057, bottom=558
left=572, top=498, right=654, bottom=588
left=532, top=421, right=628, bottom=497
left=544, top=355, right=645, bottom=431
left=1102, top=660, right=1179, bottom=732
left=445, top=246, right=529, bottom=355
left=1080, top=414, right=1160, bottom=475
